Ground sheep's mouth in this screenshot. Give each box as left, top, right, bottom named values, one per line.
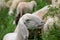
left=38, top=25, right=43, bottom=28
left=27, top=25, right=43, bottom=30
left=37, top=24, right=44, bottom=28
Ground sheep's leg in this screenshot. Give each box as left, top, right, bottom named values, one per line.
left=20, top=10, right=23, bottom=17
left=16, top=7, right=20, bottom=17
left=16, top=7, right=23, bottom=17
left=8, top=0, right=20, bottom=15
left=15, top=8, right=22, bottom=25
left=13, top=8, right=20, bottom=25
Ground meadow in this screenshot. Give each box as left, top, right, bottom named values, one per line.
left=0, top=0, right=60, bottom=40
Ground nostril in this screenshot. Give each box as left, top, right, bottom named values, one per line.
left=26, top=19, right=30, bottom=22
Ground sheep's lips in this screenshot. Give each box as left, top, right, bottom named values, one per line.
left=37, top=24, right=44, bottom=28
left=36, top=21, right=45, bottom=29
left=24, top=22, right=44, bottom=30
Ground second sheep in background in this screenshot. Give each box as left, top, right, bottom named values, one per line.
left=13, top=0, right=37, bottom=25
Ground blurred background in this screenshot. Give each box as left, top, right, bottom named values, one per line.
left=0, top=0, right=60, bottom=40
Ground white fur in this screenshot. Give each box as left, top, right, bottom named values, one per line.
left=16, top=1, right=37, bottom=17
left=3, top=14, right=29, bottom=40
left=43, top=16, right=59, bottom=33
left=52, top=0, right=60, bottom=8
left=43, top=17, right=54, bottom=32
left=6, top=0, right=13, bottom=8
left=15, top=13, right=44, bottom=32
left=0, top=0, right=5, bottom=7
left=33, top=5, right=57, bottom=19
left=8, top=0, right=27, bottom=15
left=3, top=33, right=17, bottom=40
left=3, top=13, right=44, bottom=40
left=32, top=0, right=60, bottom=19
left=0, top=0, right=9, bottom=10
left=0, top=0, right=10, bottom=9
left=33, top=5, right=50, bottom=19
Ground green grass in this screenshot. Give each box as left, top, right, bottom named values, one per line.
left=0, top=8, right=16, bottom=40
left=0, top=0, right=47, bottom=39
left=1, top=0, right=58, bottom=40
left=42, top=21, right=60, bottom=40
left=42, top=5, right=60, bottom=40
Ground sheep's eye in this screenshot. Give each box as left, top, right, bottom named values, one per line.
left=26, top=19, right=30, bottom=22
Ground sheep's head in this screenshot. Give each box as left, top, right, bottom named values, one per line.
left=21, top=13, right=44, bottom=29
left=31, top=0, right=37, bottom=9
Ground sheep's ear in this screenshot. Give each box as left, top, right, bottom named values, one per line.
left=17, top=22, right=29, bottom=39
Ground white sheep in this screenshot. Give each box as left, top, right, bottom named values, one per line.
left=8, top=0, right=27, bottom=15
left=6, top=0, right=14, bottom=8
left=43, top=17, right=54, bottom=32
left=13, top=0, right=37, bottom=25
left=52, top=0, right=60, bottom=8
left=3, top=13, right=44, bottom=40
left=0, top=0, right=9, bottom=10
left=16, top=0, right=37, bottom=17
left=0, top=0, right=12, bottom=10
left=6, top=0, right=33, bottom=8
left=14, top=0, right=37, bottom=25
left=3, top=22, right=29, bottom=40
left=43, top=16, right=59, bottom=33
left=8, top=0, right=37, bottom=16
left=14, top=13, right=44, bottom=32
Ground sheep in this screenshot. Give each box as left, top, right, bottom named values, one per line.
left=6, top=0, right=33, bottom=8
left=43, top=17, right=54, bottom=32
left=33, top=5, right=50, bottom=19
left=52, top=0, right=60, bottom=8
left=13, top=1, right=37, bottom=25
left=16, top=0, right=37, bottom=17
left=3, top=19, right=29, bottom=40
left=3, top=13, right=44, bottom=40
left=14, top=13, right=44, bottom=32
left=14, top=13, right=44, bottom=39
left=0, top=0, right=9, bottom=10
left=8, top=0, right=27, bottom=15
left=42, top=16, right=59, bottom=33
left=6, top=0, right=14, bottom=8
left=8, top=0, right=37, bottom=16
left=0, top=0, right=13, bottom=11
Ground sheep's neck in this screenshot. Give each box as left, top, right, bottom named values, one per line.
left=16, top=34, right=25, bottom=40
